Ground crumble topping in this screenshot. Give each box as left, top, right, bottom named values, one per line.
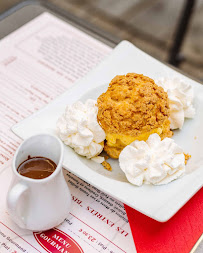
left=97, top=73, right=172, bottom=137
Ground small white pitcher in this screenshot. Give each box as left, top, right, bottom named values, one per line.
left=7, top=134, right=71, bottom=231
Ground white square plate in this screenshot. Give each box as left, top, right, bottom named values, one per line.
left=12, top=41, right=203, bottom=222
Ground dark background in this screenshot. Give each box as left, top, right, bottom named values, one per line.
left=1, top=0, right=202, bottom=81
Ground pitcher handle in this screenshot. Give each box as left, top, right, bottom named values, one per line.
left=7, top=183, right=29, bottom=229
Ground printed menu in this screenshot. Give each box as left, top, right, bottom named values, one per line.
left=0, top=12, right=136, bottom=253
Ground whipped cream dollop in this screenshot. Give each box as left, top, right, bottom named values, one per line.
left=119, top=134, right=185, bottom=186
left=56, top=99, right=106, bottom=159
left=156, top=77, right=195, bottom=129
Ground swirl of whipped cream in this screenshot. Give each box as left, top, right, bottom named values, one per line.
left=156, top=77, right=195, bottom=129
left=119, top=134, right=185, bottom=186
left=56, top=99, right=106, bottom=159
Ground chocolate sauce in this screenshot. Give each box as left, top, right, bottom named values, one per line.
left=17, top=156, right=57, bottom=179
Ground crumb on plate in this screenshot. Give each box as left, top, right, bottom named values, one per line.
left=184, top=153, right=191, bottom=164
left=102, top=161, right=112, bottom=171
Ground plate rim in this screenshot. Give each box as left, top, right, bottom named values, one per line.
left=11, top=40, right=203, bottom=222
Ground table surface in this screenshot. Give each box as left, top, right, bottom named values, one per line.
left=0, top=1, right=202, bottom=252
left=1, top=0, right=203, bottom=81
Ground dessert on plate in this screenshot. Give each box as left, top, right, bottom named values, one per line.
left=56, top=72, right=195, bottom=186
left=97, top=73, right=172, bottom=158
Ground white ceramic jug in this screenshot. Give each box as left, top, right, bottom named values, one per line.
left=7, top=134, right=71, bottom=231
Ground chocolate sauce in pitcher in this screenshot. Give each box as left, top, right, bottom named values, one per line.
left=17, top=156, right=57, bottom=179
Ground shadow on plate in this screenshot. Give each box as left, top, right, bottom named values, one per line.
left=78, top=154, right=128, bottom=183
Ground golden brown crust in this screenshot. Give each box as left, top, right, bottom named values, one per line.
left=104, top=144, right=122, bottom=159
left=97, top=73, right=172, bottom=137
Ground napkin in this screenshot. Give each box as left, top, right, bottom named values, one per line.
left=124, top=188, right=203, bottom=253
